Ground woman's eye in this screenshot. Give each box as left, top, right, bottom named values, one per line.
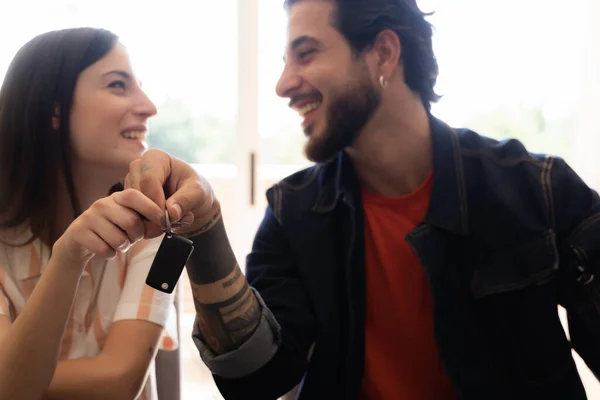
left=108, top=80, right=126, bottom=89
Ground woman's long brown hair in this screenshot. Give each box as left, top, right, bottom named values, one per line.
left=0, top=28, right=118, bottom=246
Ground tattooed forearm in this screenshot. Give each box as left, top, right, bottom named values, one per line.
left=186, top=213, right=261, bottom=354
left=187, top=214, right=235, bottom=284
left=192, top=277, right=261, bottom=354
left=222, top=268, right=241, bottom=289
left=184, top=209, right=222, bottom=238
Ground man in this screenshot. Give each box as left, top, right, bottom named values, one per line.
left=128, top=0, right=600, bottom=398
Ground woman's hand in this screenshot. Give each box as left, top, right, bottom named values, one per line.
left=52, top=189, right=164, bottom=268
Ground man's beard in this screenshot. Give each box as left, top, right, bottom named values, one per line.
left=304, top=71, right=381, bottom=163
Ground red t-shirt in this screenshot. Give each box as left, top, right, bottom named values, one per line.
left=359, top=172, right=459, bottom=399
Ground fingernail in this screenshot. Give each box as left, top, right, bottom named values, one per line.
left=171, top=220, right=192, bottom=227
left=173, top=204, right=182, bottom=220
left=117, top=239, right=131, bottom=252
left=181, top=212, right=194, bottom=225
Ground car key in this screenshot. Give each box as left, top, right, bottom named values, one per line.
left=145, top=210, right=195, bottom=293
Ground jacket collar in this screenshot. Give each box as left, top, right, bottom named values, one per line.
left=311, top=114, right=469, bottom=236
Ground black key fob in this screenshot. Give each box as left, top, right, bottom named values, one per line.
left=145, top=211, right=194, bottom=293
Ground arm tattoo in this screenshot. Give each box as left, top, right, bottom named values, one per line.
left=222, top=267, right=241, bottom=289
left=187, top=215, right=233, bottom=284
left=192, top=279, right=261, bottom=354
left=184, top=209, right=222, bottom=238
left=187, top=216, right=261, bottom=354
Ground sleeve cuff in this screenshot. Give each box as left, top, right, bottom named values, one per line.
left=192, top=288, right=281, bottom=379
left=159, top=302, right=180, bottom=351
left=112, top=297, right=171, bottom=327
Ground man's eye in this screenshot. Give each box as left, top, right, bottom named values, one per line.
left=298, top=49, right=316, bottom=59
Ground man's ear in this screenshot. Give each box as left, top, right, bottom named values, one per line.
left=373, top=29, right=402, bottom=79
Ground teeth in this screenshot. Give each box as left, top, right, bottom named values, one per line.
left=297, top=102, right=321, bottom=116
left=121, top=131, right=146, bottom=139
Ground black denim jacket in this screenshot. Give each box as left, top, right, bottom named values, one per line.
left=212, top=115, right=600, bottom=400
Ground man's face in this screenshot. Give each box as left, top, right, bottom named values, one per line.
left=276, top=0, right=381, bottom=163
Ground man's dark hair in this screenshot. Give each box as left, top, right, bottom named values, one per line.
left=284, top=0, right=441, bottom=109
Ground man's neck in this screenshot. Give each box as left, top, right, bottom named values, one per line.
left=346, top=88, right=433, bottom=197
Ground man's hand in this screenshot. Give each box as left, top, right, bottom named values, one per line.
left=124, top=149, right=221, bottom=239
left=126, top=149, right=262, bottom=356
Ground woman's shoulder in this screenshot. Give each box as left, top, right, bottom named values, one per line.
left=0, top=224, right=37, bottom=255
left=0, top=225, right=48, bottom=299
left=0, top=222, right=31, bottom=238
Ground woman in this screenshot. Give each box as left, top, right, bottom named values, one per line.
left=0, top=28, right=178, bottom=400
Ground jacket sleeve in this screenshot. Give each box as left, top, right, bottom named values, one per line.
left=192, top=204, right=316, bottom=399
left=552, top=157, right=600, bottom=380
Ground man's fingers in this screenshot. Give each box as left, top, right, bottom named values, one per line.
left=126, top=159, right=141, bottom=190
left=161, top=157, right=213, bottom=222
left=138, top=150, right=171, bottom=213
left=165, top=180, right=212, bottom=221
left=125, top=150, right=219, bottom=237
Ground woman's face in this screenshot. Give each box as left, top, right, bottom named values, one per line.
left=68, top=43, right=157, bottom=174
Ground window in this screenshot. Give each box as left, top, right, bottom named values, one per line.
left=421, top=0, right=595, bottom=182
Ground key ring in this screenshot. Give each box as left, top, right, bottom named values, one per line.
left=165, top=209, right=173, bottom=238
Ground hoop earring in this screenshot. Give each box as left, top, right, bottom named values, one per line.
left=379, top=75, right=388, bottom=89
